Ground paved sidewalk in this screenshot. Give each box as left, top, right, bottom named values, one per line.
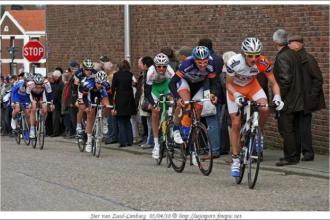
left=54, top=137, right=329, bottom=179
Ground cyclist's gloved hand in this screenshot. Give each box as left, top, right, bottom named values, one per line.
left=234, top=92, right=247, bottom=107
left=272, top=94, right=284, bottom=111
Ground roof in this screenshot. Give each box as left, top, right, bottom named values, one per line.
left=7, top=10, right=45, bottom=32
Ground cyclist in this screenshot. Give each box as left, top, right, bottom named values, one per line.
left=168, top=46, right=218, bottom=145
left=226, top=37, right=284, bottom=177
left=79, top=70, right=110, bottom=152
left=10, top=72, right=33, bottom=132
left=27, top=73, right=54, bottom=138
left=74, top=58, right=97, bottom=136
left=144, top=53, right=175, bottom=159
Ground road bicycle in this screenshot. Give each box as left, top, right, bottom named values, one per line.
left=154, top=94, right=174, bottom=167
left=169, top=99, right=213, bottom=176
left=14, top=103, right=30, bottom=146
left=31, top=101, right=52, bottom=150
left=235, top=101, right=277, bottom=189
left=89, top=97, right=112, bottom=158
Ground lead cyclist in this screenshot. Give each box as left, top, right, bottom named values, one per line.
left=226, top=37, right=284, bottom=177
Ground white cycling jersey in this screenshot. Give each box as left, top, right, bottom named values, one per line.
left=146, top=65, right=175, bottom=85
left=26, top=80, right=52, bottom=95
left=226, top=54, right=260, bottom=87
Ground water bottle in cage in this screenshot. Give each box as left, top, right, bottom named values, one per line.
left=180, top=126, right=190, bottom=141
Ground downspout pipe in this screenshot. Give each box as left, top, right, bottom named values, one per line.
left=124, top=5, right=130, bottom=63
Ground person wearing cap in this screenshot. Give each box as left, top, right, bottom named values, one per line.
left=288, top=35, right=326, bottom=161
left=177, top=46, right=193, bottom=62
left=272, top=29, right=305, bottom=166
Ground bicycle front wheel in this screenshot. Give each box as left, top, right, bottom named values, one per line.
left=95, top=119, right=102, bottom=158
left=167, top=122, right=186, bottom=173
left=156, top=124, right=166, bottom=165
left=22, top=116, right=30, bottom=146
left=193, top=123, right=213, bottom=176
left=15, top=129, right=21, bottom=145
left=247, top=127, right=262, bottom=189
left=38, top=115, right=45, bottom=150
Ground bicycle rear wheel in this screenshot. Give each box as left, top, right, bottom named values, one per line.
left=247, top=127, right=261, bottom=189
left=38, top=115, right=45, bottom=150
left=77, top=133, right=86, bottom=152
left=193, top=123, right=213, bottom=176
left=235, top=148, right=246, bottom=184
left=167, top=122, right=186, bottom=173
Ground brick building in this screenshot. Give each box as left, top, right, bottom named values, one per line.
left=0, top=9, right=46, bottom=75
left=46, top=5, right=329, bottom=153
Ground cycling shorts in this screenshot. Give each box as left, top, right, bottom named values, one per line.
left=151, top=78, right=170, bottom=103
left=30, top=90, right=46, bottom=102
left=83, top=91, right=103, bottom=107
left=12, top=93, right=30, bottom=109
left=227, top=78, right=267, bottom=114
left=176, top=78, right=204, bottom=101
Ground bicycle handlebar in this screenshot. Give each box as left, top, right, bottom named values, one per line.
left=183, top=98, right=211, bottom=105
left=236, top=100, right=279, bottom=118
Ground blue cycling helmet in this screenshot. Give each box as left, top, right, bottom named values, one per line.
left=192, top=46, right=210, bottom=60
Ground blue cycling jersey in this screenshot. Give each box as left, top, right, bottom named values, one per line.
left=177, top=56, right=215, bottom=83
left=80, top=77, right=107, bottom=98
left=11, top=79, right=30, bottom=106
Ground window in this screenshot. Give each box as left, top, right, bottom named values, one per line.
left=10, top=36, right=14, bottom=47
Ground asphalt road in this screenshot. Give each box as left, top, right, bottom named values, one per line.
left=1, top=136, right=329, bottom=211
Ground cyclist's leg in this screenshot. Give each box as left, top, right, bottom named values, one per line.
left=227, top=91, right=242, bottom=176
left=85, top=106, right=96, bottom=152
left=172, top=79, right=191, bottom=144
left=191, top=86, right=204, bottom=119
left=101, top=96, right=110, bottom=135
left=11, top=103, right=20, bottom=130
left=252, top=89, right=269, bottom=129
left=76, top=95, right=87, bottom=134
left=41, top=91, right=48, bottom=119
left=29, top=99, right=37, bottom=138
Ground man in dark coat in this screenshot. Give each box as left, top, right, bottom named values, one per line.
left=51, top=69, right=64, bottom=137
left=272, top=29, right=305, bottom=166
left=288, top=35, right=326, bottom=161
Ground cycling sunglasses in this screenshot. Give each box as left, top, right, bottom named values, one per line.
left=195, top=59, right=209, bottom=66
left=156, top=65, right=167, bottom=69
left=245, top=54, right=260, bottom=59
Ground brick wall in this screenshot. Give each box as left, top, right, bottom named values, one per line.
left=46, top=5, right=329, bottom=153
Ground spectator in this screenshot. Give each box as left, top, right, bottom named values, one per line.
left=161, top=47, right=179, bottom=71
left=61, top=61, right=79, bottom=138
left=138, top=56, right=154, bottom=149
left=177, top=46, right=193, bottom=62
left=51, top=70, right=64, bottom=137
left=105, top=64, right=119, bottom=144
left=45, top=73, right=54, bottom=136
left=111, top=60, right=136, bottom=147
left=288, top=34, right=326, bottom=161
left=197, top=38, right=224, bottom=158
left=2, top=76, right=14, bottom=135
left=272, top=29, right=304, bottom=166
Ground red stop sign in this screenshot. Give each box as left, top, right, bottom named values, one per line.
left=23, top=40, right=45, bottom=62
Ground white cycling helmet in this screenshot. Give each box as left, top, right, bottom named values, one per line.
left=153, top=53, right=169, bottom=66
left=241, top=37, right=263, bottom=54
left=33, top=74, right=44, bottom=85
left=24, top=72, right=34, bottom=81
left=95, top=70, right=107, bottom=84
